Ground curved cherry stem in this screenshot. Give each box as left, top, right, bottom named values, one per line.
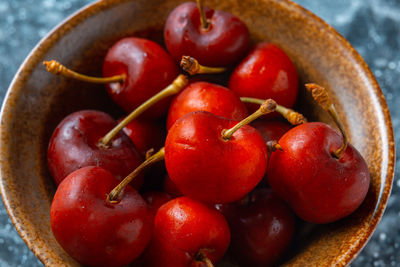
left=43, top=60, right=126, bottom=84
left=107, top=147, right=165, bottom=202
left=222, top=99, right=277, bottom=140
left=305, top=83, right=348, bottom=159
left=240, top=97, right=307, bottom=125
left=180, top=56, right=226, bottom=75
left=98, top=75, right=188, bottom=146
left=196, top=0, right=210, bottom=30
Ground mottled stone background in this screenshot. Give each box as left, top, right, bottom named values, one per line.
left=0, top=0, right=398, bottom=266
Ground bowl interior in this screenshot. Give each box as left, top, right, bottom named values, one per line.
left=0, top=0, right=394, bottom=266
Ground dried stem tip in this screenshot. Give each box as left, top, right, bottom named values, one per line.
left=180, top=56, right=227, bottom=75
left=305, top=83, right=332, bottom=111
left=304, top=83, right=348, bottom=159
left=261, top=99, right=277, bottom=114
left=240, top=97, right=307, bottom=125
left=43, top=60, right=64, bottom=74
left=275, top=105, right=307, bottom=125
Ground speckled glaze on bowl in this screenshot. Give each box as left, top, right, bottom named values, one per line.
left=0, top=0, right=395, bottom=266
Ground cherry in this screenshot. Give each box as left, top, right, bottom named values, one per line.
left=165, top=99, right=276, bottom=203
left=47, top=110, right=143, bottom=188
left=216, top=188, right=295, bottom=266
left=164, top=1, right=250, bottom=67
left=142, top=191, right=173, bottom=214
left=166, top=81, right=248, bottom=130
left=103, top=37, right=180, bottom=117
left=229, top=43, right=299, bottom=113
left=119, top=118, right=165, bottom=157
left=143, top=197, right=230, bottom=267
left=267, top=84, right=370, bottom=223
left=50, top=166, right=153, bottom=267
left=44, top=37, right=180, bottom=118
left=252, top=119, right=292, bottom=143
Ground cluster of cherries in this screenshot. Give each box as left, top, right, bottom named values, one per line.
left=45, top=1, right=371, bottom=266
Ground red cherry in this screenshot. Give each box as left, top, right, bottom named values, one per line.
left=103, top=37, right=179, bottom=117
left=166, top=81, right=248, bottom=130
left=164, top=2, right=250, bottom=67
left=216, top=188, right=295, bottom=266
left=268, top=122, right=370, bottom=223
left=229, top=43, right=298, bottom=112
left=51, top=166, right=153, bottom=267
left=47, top=110, right=143, bottom=188
left=142, top=191, right=173, bottom=214
left=120, top=118, right=166, bottom=156
left=165, top=105, right=273, bottom=203
left=252, top=119, right=292, bottom=142
left=143, top=197, right=230, bottom=267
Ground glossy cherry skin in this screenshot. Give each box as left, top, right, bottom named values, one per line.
left=103, top=37, right=179, bottom=117
left=167, top=81, right=248, bottom=130
left=143, top=197, right=230, bottom=267
left=165, top=111, right=268, bottom=203
left=229, top=43, right=298, bottom=112
left=216, top=189, right=295, bottom=267
left=267, top=122, right=370, bottom=223
left=142, top=191, right=173, bottom=214
left=120, top=118, right=166, bottom=156
left=252, top=119, right=292, bottom=142
left=47, top=110, right=143, bottom=188
left=50, top=166, right=153, bottom=267
left=164, top=2, right=250, bottom=67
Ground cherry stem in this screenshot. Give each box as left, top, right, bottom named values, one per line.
left=107, top=147, right=165, bottom=202
left=240, top=97, right=307, bottom=125
left=267, top=140, right=283, bottom=152
left=196, top=0, right=210, bottom=30
left=203, top=258, right=214, bottom=267
left=222, top=99, right=277, bottom=140
left=180, top=56, right=226, bottom=75
left=195, top=251, right=214, bottom=267
left=43, top=60, right=126, bottom=84
left=305, top=83, right=348, bottom=159
left=98, top=75, right=188, bottom=146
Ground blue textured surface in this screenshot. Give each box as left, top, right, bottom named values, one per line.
left=0, top=0, right=398, bottom=266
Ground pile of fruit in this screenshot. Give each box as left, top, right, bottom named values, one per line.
left=45, top=1, right=371, bottom=266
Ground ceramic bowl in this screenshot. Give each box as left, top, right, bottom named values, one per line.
left=0, top=0, right=395, bottom=266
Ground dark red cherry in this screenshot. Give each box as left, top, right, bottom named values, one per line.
left=166, top=81, right=248, bottom=130
left=216, top=188, right=295, bottom=266
left=142, top=191, right=173, bottom=214
left=120, top=118, right=166, bottom=156
left=229, top=43, right=298, bottom=113
left=51, top=166, right=153, bottom=267
left=103, top=37, right=179, bottom=117
left=164, top=2, right=250, bottom=67
left=252, top=119, right=292, bottom=142
left=47, top=110, right=143, bottom=188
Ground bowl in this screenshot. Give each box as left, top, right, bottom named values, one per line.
left=0, top=0, right=395, bottom=266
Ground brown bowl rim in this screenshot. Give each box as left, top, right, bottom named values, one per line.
left=0, top=0, right=395, bottom=266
